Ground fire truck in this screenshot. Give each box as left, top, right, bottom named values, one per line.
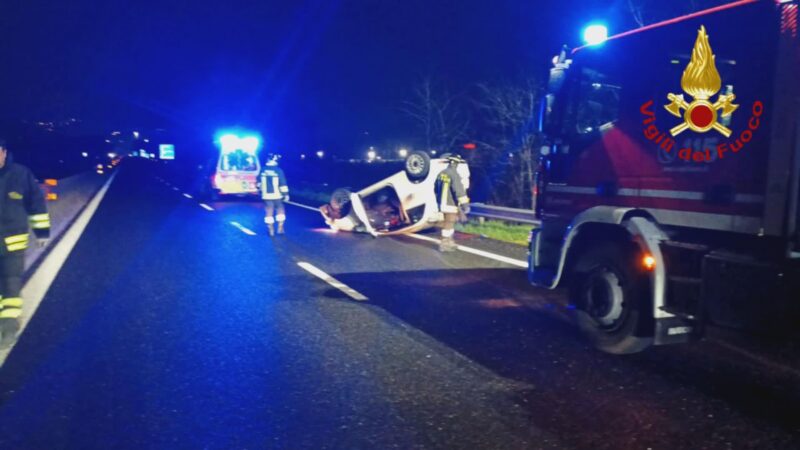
left=529, top=0, right=800, bottom=353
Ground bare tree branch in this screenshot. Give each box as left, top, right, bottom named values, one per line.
left=473, top=80, right=542, bottom=208
left=401, top=77, right=470, bottom=153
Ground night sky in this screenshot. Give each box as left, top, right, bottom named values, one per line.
left=0, top=0, right=636, bottom=155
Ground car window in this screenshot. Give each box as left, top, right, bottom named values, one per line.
left=575, top=67, right=621, bottom=134
left=220, top=150, right=258, bottom=171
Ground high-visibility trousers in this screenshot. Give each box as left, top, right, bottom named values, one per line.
left=264, top=200, right=286, bottom=224
left=0, top=252, right=25, bottom=320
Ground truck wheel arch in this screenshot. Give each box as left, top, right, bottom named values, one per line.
left=563, top=222, right=635, bottom=284
left=555, top=207, right=663, bottom=286
left=551, top=208, right=671, bottom=337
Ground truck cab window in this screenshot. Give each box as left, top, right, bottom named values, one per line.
left=575, top=68, right=621, bottom=134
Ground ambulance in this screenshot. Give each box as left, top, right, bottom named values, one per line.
left=209, top=132, right=262, bottom=198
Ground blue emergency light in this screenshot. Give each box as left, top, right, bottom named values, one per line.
left=216, top=131, right=262, bottom=155
left=582, top=23, right=609, bottom=46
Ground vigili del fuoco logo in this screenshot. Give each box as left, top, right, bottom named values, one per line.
left=640, top=26, right=764, bottom=163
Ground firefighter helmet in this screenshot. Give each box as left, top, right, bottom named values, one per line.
left=265, top=153, right=281, bottom=166
left=442, top=153, right=465, bottom=165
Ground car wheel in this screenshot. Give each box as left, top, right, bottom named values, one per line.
left=571, top=243, right=653, bottom=354
left=404, top=151, right=430, bottom=181
left=330, top=188, right=353, bottom=214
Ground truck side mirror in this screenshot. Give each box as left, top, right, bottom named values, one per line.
left=541, top=46, right=571, bottom=135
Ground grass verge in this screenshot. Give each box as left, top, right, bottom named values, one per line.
left=456, top=219, right=534, bottom=246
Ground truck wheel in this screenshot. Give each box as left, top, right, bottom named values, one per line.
left=571, top=244, right=653, bottom=354
left=405, top=151, right=430, bottom=181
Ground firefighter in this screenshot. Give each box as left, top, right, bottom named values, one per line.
left=259, top=154, right=289, bottom=236
left=435, top=154, right=470, bottom=252
left=0, top=139, right=50, bottom=348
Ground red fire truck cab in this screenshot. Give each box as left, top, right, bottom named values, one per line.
left=530, top=0, right=800, bottom=353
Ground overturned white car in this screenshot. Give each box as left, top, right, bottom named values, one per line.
left=320, top=151, right=470, bottom=236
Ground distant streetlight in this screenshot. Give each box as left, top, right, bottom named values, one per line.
left=367, top=150, right=377, bottom=161
left=300, top=154, right=306, bottom=160
left=316, top=150, right=324, bottom=158
left=81, top=152, right=89, bottom=158
left=431, top=150, right=437, bottom=155
left=107, top=152, right=117, bottom=159
left=133, top=131, right=140, bottom=139
left=398, top=148, right=408, bottom=158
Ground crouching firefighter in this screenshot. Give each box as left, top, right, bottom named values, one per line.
left=435, top=154, right=470, bottom=252
left=0, top=139, right=50, bottom=348
left=259, top=154, right=289, bottom=236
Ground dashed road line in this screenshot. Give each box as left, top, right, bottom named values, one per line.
left=199, top=203, right=215, bottom=211
left=183, top=193, right=193, bottom=199
left=229, top=221, right=257, bottom=236
left=297, top=262, right=368, bottom=301
left=173, top=187, right=180, bottom=191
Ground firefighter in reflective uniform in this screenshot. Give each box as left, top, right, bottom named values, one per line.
left=435, top=155, right=470, bottom=252
left=259, top=154, right=289, bottom=236
left=0, top=139, right=50, bottom=348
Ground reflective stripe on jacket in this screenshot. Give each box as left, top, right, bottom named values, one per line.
left=435, top=165, right=469, bottom=214
left=0, top=161, right=50, bottom=255
left=260, top=167, right=289, bottom=200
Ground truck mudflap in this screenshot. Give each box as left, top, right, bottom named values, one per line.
left=655, top=316, right=703, bottom=346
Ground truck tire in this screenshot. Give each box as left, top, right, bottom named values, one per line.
left=570, top=243, right=653, bottom=354
left=404, top=151, right=430, bottom=181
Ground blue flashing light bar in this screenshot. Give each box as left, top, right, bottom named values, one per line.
left=215, top=131, right=262, bottom=155
left=582, top=23, right=609, bottom=46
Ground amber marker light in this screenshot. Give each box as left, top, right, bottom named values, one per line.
left=642, top=254, right=657, bottom=271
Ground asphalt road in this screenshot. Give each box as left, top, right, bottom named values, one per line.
left=0, top=162, right=798, bottom=449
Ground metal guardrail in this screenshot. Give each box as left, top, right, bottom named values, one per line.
left=468, top=203, right=541, bottom=226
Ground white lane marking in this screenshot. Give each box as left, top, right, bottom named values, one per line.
left=289, top=199, right=528, bottom=268
left=173, top=187, right=180, bottom=192
left=199, top=203, right=215, bottom=211
left=405, top=234, right=528, bottom=268
left=286, top=200, right=320, bottom=212
left=297, top=262, right=368, bottom=301
left=183, top=193, right=193, bottom=199
left=0, top=171, right=119, bottom=366
left=229, top=221, right=257, bottom=236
